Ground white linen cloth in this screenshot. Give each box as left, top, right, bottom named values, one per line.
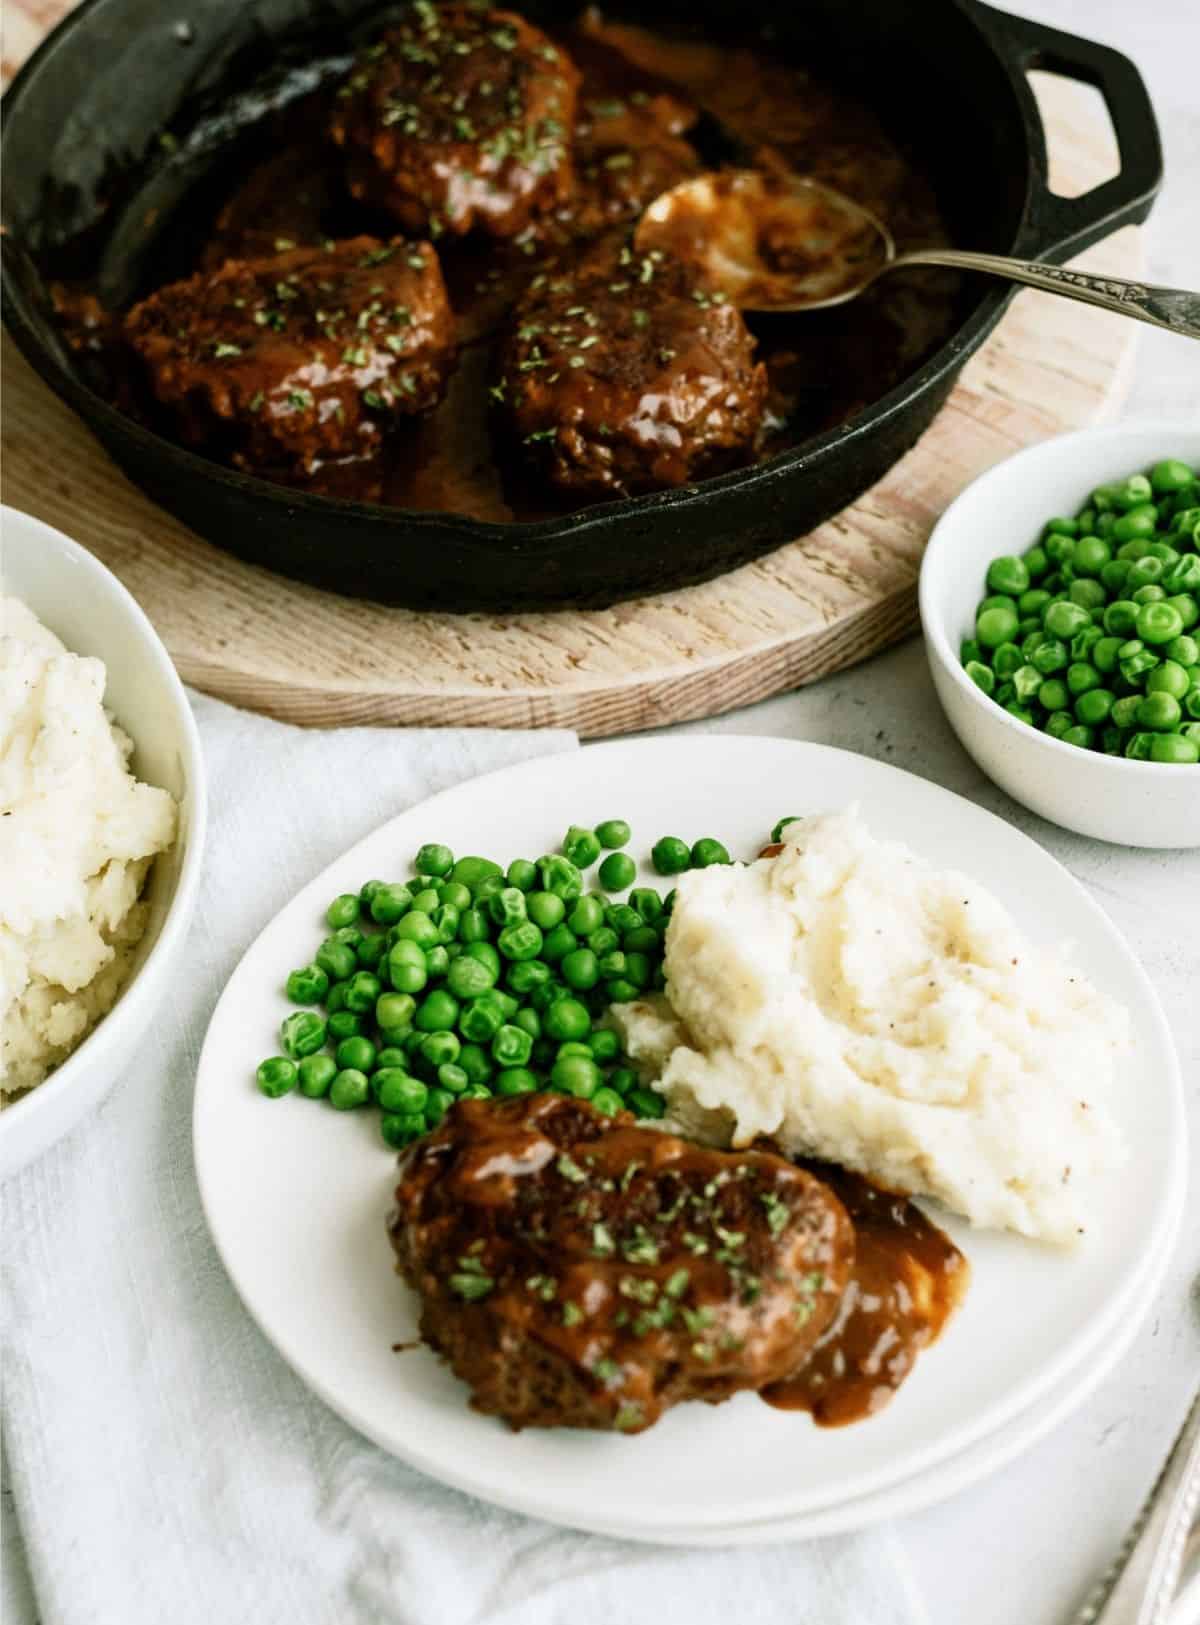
left=1, top=692, right=927, bottom=1625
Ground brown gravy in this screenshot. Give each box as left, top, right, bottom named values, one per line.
left=762, top=1164, right=968, bottom=1426
left=52, top=10, right=960, bottom=521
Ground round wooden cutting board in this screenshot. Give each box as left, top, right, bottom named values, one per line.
left=2, top=26, right=1141, bottom=733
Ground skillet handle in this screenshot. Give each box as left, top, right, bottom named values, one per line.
left=973, top=3, right=1162, bottom=263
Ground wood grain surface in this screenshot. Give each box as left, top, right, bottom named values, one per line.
left=2, top=11, right=1141, bottom=733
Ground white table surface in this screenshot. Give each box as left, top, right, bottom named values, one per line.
left=3, top=0, right=1197, bottom=1621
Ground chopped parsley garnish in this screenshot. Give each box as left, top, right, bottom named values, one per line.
left=362, top=389, right=388, bottom=409
left=760, top=1191, right=789, bottom=1239
left=211, top=341, right=242, bottom=358
left=663, top=1269, right=690, bottom=1299
left=617, top=1275, right=658, bottom=1305
left=556, top=1153, right=587, bottom=1182
left=592, top=1357, right=621, bottom=1384
left=591, top=1222, right=615, bottom=1256
left=286, top=389, right=314, bottom=411
left=561, top=1300, right=584, bottom=1327
left=621, top=1228, right=659, bottom=1266
left=680, top=1305, right=715, bottom=1335
left=342, top=346, right=370, bottom=366
left=614, top=1402, right=643, bottom=1431
left=448, top=1251, right=494, bottom=1300
left=525, top=1274, right=556, bottom=1302
left=248, top=391, right=264, bottom=413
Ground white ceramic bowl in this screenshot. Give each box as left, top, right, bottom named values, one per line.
left=0, top=507, right=207, bottom=1177
left=920, top=422, right=1200, bottom=848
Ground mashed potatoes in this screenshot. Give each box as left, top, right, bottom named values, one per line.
left=0, top=596, right=177, bottom=1099
left=614, top=808, right=1128, bottom=1244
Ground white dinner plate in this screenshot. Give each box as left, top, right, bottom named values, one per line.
left=194, top=738, right=1186, bottom=1541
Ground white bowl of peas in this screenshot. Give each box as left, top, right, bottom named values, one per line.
left=920, top=422, right=1200, bottom=848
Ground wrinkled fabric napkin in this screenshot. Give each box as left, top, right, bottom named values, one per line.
left=1, top=691, right=927, bottom=1625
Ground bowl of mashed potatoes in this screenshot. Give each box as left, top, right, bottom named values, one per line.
left=0, top=506, right=207, bottom=1178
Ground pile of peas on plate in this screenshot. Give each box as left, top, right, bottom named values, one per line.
left=254, top=818, right=743, bottom=1149
left=961, top=458, right=1200, bottom=764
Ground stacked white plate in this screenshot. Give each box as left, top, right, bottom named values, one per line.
left=195, top=739, right=1186, bottom=1543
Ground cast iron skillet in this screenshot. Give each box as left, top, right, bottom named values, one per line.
left=1, top=0, right=1161, bottom=611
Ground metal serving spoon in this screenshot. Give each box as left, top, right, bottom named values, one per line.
left=634, top=168, right=1200, bottom=339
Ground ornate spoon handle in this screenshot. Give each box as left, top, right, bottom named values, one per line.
left=891, top=249, right=1200, bottom=340
left=1072, top=1384, right=1200, bottom=1625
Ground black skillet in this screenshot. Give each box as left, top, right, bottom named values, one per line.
left=1, top=0, right=1161, bottom=611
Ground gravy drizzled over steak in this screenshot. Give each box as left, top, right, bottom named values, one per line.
left=388, top=1093, right=854, bottom=1432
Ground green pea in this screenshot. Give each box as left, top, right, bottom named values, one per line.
left=543, top=997, right=591, bottom=1043
left=459, top=995, right=505, bottom=1044
left=567, top=894, right=605, bottom=936
left=986, top=555, right=1030, bottom=596
left=607, top=1066, right=637, bottom=1095
left=297, top=1053, right=337, bottom=1099
left=960, top=638, right=983, bottom=666
left=1038, top=678, right=1069, bottom=711
left=336, top=1035, right=377, bottom=1073
left=1112, top=507, right=1158, bottom=543
left=1005, top=704, right=1035, bottom=725
left=423, top=1088, right=454, bottom=1127
left=1074, top=688, right=1114, bottom=726
left=526, top=890, right=565, bottom=931
left=438, top=1063, right=469, bottom=1094
left=457, top=906, right=489, bottom=944
left=651, top=836, right=691, bottom=875
left=449, top=856, right=503, bottom=894
left=1145, top=660, right=1190, bottom=700
left=315, top=938, right=357, bottom=983
left=256, top=1056, right=298, bottom=1098
left=1135, top=601, right=1183, bottom=646
left=1101, top=599, right=1139, bottom=638
left=387, top=944, right=428, bottom=997
left=1119, top=641, right=1160, bottom=683
left=340, top=970, right=380, bottom=1014
left=492, top=1024, right=534, bottom=1068
left=1127, top=557, right=1165, bottom=593
left=551, top=1054, right=601, bottom=1098
left=332, top=926, right=363, bottom=954
left=1124, top=732, right=1155, bottom=760
left=487, top=887, right=527, bottom=929
left=1066, top=661, right=1101, bottom=696
left=563, top=824, right=603, bottom=870
left=380, top=1112, right=426, bottom=1149
left=1150, top=732, right=1200, bottom=764
left=992, top=641, right=1023, bottom=679
left=589, top=1028, right=620, bottom=1063
left=507, top=959, right=551, bottom=995
left=458, top=1043, right=493, bottom=1086
left=1165, top=557, right=1200, bottom=595
left=513, top=1007, right=541, bottom=1040
left=1166, top=635, right=1199, bottom=668
left=286, top=964, right=329, bottom=1005
left=327, top=1010, right=363, bottom=1042
left=392, top=912, right=439, bottom=950
left=1031, top=638, right=1069, bottom=675
left=558, top=947, right=598, bottom=990
left=1168, top=593, right=1199, bottom=630
left=605, top=978, right=640, bottom=1003
left=330, top=1068, right=370, bottom=1111
left=1111, top=695, right=1142, bottom=729
left=1115, top=475, right=1153, bottom=509
left=975, top=607, right=1014, bottom=650
left=498, top=920, right=543, bottom=961
left=420, top=1029, right=460, bottom=1069
left=1059, top=724, right=1094, bottom=750
left=1012, top=664, right=1041, bottom=702
left=280, top=1010, right=326, bottom=1059
left=408, top=887, right=440, bottom=915
left=1069, top=578, right=1106, bottom=611
left=595, top=819, right=632, bottom=849
left=1071, top=535, right=1111, bottom=577
left=537, top=854, right=584, bottom=902
left=595, top=851, right=635, bottom=891
left=355, top=934, right=387, bottom=971
left=368, top=883, right=413, bottom=926
left=966, top=660, right=995, bottom=695
left=1100, top=559, right=1131, bottom=595
left=463, top=940, right=500, bottom=977
left=1043, top=533, right=1075, bottom=564
left=371, top=1067, right=426, bottom=1117
left=416, top=843, right=454, bottom=878
left=541, top=923, right=578, bottom=962
left=690, top=838, right=731, bottom=870
left=505, top=859, right=537, bottom=894
left=585, top=1087, right=620, bottom=1116
left=1043, top=600, right=1090, bottom=639
left=446, top=953, right=495, bottom=999
left=489, top=1066, right=534, bottom=1096
left=1091, top=636, right=1123, bottom=675
left=326, top=893, right=361, bottom=930
left=1151, top=458, right=1194, bottom=494
left=1137, top=691, right=1182, bottom=731
left=376, top=1046, right=407, bottom=1069
left=359, top=880, right=385, bottom=910
left=1045, top=711, right=1074, bottom=740
left=412, top=989, right=457, bottom=1032
left=628, top=1087, right=666, bottom=1119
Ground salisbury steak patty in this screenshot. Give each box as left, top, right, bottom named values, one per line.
left=496, top=229, right=767, bottom=495
left=330, top=6, right=579, bottom=239
left=124, top=238, right=453, bottom=475
left=388, top=1094, right=854, bottom=1433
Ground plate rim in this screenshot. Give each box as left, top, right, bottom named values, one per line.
left=194, top=735, right=1188, bottom=1537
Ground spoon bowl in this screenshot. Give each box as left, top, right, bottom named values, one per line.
left=635, top=169, right=894, bottom=313
left=636, top=167, right=1200, bottom=335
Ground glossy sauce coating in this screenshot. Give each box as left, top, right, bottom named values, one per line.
left=51, top=10, right=959, bottom=520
